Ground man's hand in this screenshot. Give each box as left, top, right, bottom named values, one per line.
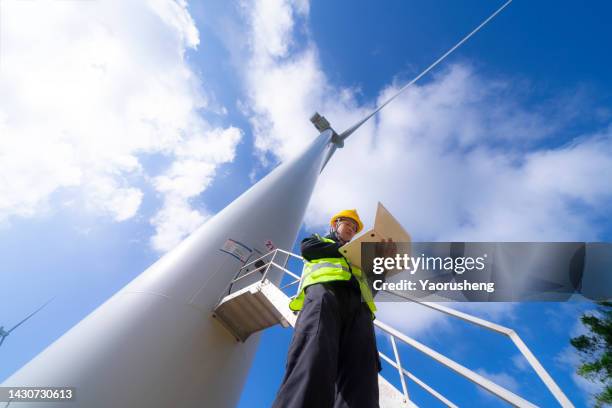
left=375, top=238, right=397, bottom=259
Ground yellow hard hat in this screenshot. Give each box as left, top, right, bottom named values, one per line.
left=330, top=209, right=364, bottom=233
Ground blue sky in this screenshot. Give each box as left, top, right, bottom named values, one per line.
left=1, top=0, right=612, bottom=406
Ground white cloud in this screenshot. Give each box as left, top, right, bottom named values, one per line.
left=149, top=0, right=200, bottom=50
left=249, top=0, right=296, bottom=59
left=511, top=353, right=530, bottom=372
left=0, top=0, right=242, bottom=250
left=243, top=0, right=339, bottom=163
left=240, top=1, right=612, bottom=244
left=375, top=300, right=517, bottom=340
left=149, top=198, right=205, bottom=252
left=475, top=368, right=521, bottom=401
left=85, top=176, right=144, bottom=222
left=150, top=126, right=242, bottom=252
left=453, top=302, right=518, bottom=322
left=307, top=70, right=612, bottom=243
left=556, top=344, right=606, bottom=406
left=376, top=301, right=452, bottom=337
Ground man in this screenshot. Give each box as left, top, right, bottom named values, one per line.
left=271, top=209, right=381, bottom=408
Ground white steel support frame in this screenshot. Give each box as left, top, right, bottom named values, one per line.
left=381, top=290, right=574, bottom=407
left=378, top=352, right=458, bottom=408
left=390, top=336, right=410, bottom=403
left=374, top=319, right=537, bottom=408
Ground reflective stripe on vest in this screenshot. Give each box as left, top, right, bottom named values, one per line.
left=307, top=262, right=350, bottom=274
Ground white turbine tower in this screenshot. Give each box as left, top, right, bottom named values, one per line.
left=1, top=2, right=513, bottom=407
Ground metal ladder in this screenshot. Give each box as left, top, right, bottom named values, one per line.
left=212, top=249, right=574, bottom=408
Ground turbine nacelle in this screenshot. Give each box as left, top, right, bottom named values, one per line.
left=310, top=112, right=343, bottom=148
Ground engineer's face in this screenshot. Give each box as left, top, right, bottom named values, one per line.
left=336, top=219, right=358, bottom=243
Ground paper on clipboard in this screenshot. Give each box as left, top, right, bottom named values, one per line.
left=339, top=202, right=411, bottom=273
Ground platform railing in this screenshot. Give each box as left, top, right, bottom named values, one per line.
left=374, top=319, right=537, bottom=407
left=378, top=350, right=458, bottom=408
left=216, top=248, right=304, bottom=307
left=379, top=289, right=574, bottom=407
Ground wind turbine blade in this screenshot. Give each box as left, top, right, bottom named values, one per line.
left=0, top=336, right=5, bottom=346
left=7, top=296, right=55, bottom=334
left=320, top=144, right=337, bottom=172
left=338, top=0, right=513, bottom=142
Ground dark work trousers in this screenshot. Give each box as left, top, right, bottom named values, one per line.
left=271, top=279, right=381, bottom=408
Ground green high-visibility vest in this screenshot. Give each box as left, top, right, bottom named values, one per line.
left=289, top=234, right=377, bottom=317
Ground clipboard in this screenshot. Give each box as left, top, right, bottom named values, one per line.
left=339, top=202, right=411, bottom=273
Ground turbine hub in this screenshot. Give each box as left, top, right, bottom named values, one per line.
left=310, top=112, right=343, bottom=147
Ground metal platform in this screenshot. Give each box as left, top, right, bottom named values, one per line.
left=213, top=279, right=297, bottom=342
left=379, top=375, right=415, bottom=408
